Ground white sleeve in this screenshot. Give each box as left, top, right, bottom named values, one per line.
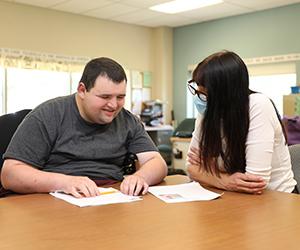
left=245, top=95, right=279, bottom=183
left=186, top=114, right=202, bottom=166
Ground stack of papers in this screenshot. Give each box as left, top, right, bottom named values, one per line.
left=50, top=187, right=142, bottom=207
left=148, top=182, right=222, bottom=203
left=50, top=182, right=222, bottom=207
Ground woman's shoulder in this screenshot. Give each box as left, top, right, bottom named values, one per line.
left=249, top=92, right=270, bottom=104
left=249, top=93, right=274, bottom=110
left=249, top=93, right=277, bottom=119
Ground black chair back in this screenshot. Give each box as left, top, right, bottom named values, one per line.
left=0, top=109, right=32, bottom=168
left=288, top=144, right=300, bottom=193
left=173, top=118, right=196, bottom=138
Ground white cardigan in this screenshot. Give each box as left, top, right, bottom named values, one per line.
left=187, top=93, right=296, bottom=192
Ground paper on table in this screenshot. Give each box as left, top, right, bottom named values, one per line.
left=50, top=187, right=142, bottom=207
left=148, top=182, right=222, bottom=203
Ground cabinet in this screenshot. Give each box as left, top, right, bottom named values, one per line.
left=170, top=137, right=191, bottom=173
left=145, top=125, right=173, bottom=165
left=283, top=94, right=300, bottom=116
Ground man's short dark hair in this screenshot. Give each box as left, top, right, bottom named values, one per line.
left=80, top=57, right=127, bottom=91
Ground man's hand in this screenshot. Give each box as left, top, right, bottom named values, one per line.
left=119, top=151, right=166, bottom=196
left=120, top=174, right=149, bottom=196
left=220, top=172, right=266, bottom=194
left=1, top=159, right=102, bottom=197
left=60, top=176, right=101, bottom=198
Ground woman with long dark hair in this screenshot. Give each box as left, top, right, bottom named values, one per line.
left=187, top=51, right=297, bottom=194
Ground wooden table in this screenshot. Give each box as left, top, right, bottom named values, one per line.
left=1, top=175, right=300, bottom=250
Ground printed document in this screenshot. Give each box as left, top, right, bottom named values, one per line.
left=50, top=187, right=142, bottom=207
left=148, top=182, right=222, bottom=203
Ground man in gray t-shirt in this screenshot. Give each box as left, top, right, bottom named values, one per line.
left=1, top=57, right=167, bottom=198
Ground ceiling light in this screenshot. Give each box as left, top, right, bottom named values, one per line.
left=150, top=0, right=223, bottom=14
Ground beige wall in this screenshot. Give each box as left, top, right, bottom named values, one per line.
left=0, top=1, right=154, bottom=70
left=0, top=1, right=173, bottom=123
left=152, top=27, right=173, bottom=124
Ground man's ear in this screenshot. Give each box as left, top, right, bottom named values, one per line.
left=77, top=82, right=86, bottom=98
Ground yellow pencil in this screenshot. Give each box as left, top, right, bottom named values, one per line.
left=100, top=190, right=117, bottom=195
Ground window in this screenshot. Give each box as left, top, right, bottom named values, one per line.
left=71, top=72, right=82, bottom=93
left=248, top=62, right=296, bottom=116
left=6, top=68, right=70, bottom=113
left=249, top=74, right=296, bottom=116
left=0, top=67, right=4, bottom=115
left=186, top=70, right=194, bottom=118
left=0, top=48, right=89, bottom=115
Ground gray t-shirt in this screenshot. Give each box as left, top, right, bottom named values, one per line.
left=3, top=94, right=157, bottom=181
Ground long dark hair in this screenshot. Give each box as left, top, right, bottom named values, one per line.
left=191, top=51, right=251, bottom=175
left=191, top=51, right=287, bottom=175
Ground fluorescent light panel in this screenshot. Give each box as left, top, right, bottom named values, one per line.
left=150, top=0, right=223, bottom=14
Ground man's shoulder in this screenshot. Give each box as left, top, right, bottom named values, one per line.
left=29, top=94, right=75, bottom=123
left=115, top=109, right=145, bottom=132
left=38, top=94, right=73, bottom=108
left=118, top=109, right=141, bottom=122
left=33, top=95, right=74, bottom=113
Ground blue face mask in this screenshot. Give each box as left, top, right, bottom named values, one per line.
left=193, top=95, right=207, bottom=115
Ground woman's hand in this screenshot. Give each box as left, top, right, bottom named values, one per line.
left=187, top=147, right=266, bottom=194
left=220, top=172, right=266, bottom=194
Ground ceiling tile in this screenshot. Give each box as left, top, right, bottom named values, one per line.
left=51, top=0, right=113, bottom=13
left=83, top=2, right=138, bottom=19
left=226, top=0, right=300, bottom=10
left=139, top=14, right=197, bottom=28
left=180, top=2, right=252, bottom=20
left=13, top=0, right=66, bottom=8
left=115, top=0, right=170, bottom=8
left=111, top=9, right=164, bottom=24
left=4, top=0, right=300, bottom=27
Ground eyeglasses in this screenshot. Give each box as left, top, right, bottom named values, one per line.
left=187, top=81, right=207, bottom=102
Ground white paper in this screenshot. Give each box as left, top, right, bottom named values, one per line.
left=50, top=187, right=142, bottom=207
left=148, top=182, right=222, bottom=203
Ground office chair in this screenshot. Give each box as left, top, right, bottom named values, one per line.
left=288, top=144, right=300, bottom=193
left=173, top=118, right=196, bottom=138
left=282, top=116, right=300, bottom=145
left=0, top=109, right=31, bottom=196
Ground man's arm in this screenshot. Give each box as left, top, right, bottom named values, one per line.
left=1, top=159, right=100, bottom=198
left=120, top=151, right=168, bottom=196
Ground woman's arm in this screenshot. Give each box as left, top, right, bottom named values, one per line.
left=187, top=147, right=266, bottom=194
left=245, top=95, right=280, bottom=184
